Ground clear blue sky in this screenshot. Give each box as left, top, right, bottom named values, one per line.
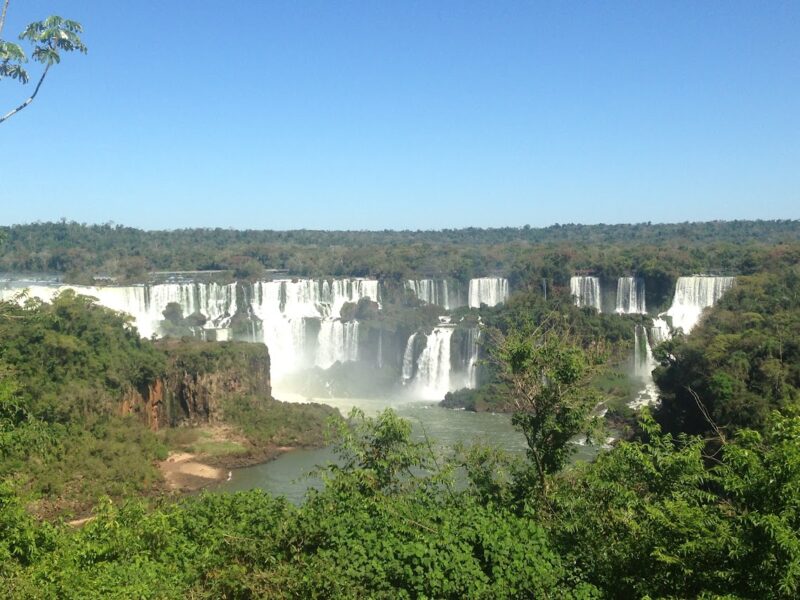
left=1, top=1, right=798, bottom=230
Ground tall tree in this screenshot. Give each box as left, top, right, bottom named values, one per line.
left=492, top=315, right=606, bottom=500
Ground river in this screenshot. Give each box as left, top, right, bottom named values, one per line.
left=215, top=391, right=602, bottom=503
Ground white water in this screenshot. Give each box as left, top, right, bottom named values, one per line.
left=465, top=327, right=480, bottom=389
left=327, top=279, right=380, bottom=318
left=570, top=276, right=602, bottom=312
left=406, top=279, right=451, bottom=309
left=1, top=278, right=380, bottom=384
left=401, top=332, right=418, bottom=382
left=650, top=316, right=670, bottom=345
left=413, top=327, right=454, bottom=399
left=0, top=282, right=237, bottom=339
left=315, top=320, right=359, bottom=369
left=665, top=276, right=735, bottom=333
left=468, top=277, right=508, bottom=308
left=250, top=278, right=378, bottom=381
left=630, top=324, right=659, bottom=409
left=615, top=277, right=646, bottom=314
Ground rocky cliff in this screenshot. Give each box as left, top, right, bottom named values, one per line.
left=121, top=340, right=271, bottom=430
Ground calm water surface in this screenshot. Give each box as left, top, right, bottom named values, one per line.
left=215, top=392, right=601, bottom=503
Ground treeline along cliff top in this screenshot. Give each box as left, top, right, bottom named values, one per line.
left=1, top=219, right=799, bottom=284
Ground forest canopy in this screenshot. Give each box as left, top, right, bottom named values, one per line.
left=1, top=220, right=798, bottom=284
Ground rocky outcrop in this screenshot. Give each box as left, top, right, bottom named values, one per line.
left=121, top=379, right=166, bottom=430
left=121, top=340, right=271, bottom=430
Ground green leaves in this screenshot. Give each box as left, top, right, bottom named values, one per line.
left=19, top=15, right=87, bottom=66
left=0, top=40, right=29, bottom=83
left=494, top=320, right=602, bottom=501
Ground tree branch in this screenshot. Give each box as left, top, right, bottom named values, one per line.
left=0, top=0, right=10, bottom=38
left=0, top=62, right=49, bottom=124
left=686, top=386, right=727, bottom=445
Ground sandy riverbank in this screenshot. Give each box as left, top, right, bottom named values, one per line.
left=157, top=425, right=300, bottom=493
left=159, top=452, right=228, bottom=492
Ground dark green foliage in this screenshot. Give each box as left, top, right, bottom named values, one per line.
left=1, top=220, right=797, bottom=286
left=1, top=411, right=595, bottom=598
left=655, top=266, right=800, bottom=436
left=551, top=411, right=800, bottom=599
left=223, top=395, right=337, bottom=448
left=0, top=292, right=168, bottom=515
left=159, top=337, right=267, bottom=378
left=0, top=291, right=165, bottom=419
left=487, top=316, right=607, bottom=500
left=442, top=382, right=514, bottom=412
left=2, top=406, right=799, bottom=598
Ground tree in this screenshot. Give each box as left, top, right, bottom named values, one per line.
left=493, top=316, right=606, bottom=500
left=0, top=2, right=87, bottom=125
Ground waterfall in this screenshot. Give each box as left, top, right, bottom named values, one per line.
left=401, top=333, right=418, bottom=382
left=140, top=282, right=237, bottom=336
left=446, top=326, right=481, bottom=390
left=406, top=279, right=450, bottom=309
left=468, top=277, right=509, bottom=308
left=315, top=320, right=359, bottom=369
left=251, top=281, right=313, bottom=381
left=250, top=278, right=377, bottom=380
left=570, top=276, right=602, bottom=312
left=666, top=276, right=735, bottom=333
left=465, top=327, right=480, bottom=389
left=0, top=282, right=238, bottom=339
left=326, top=278, right=380, bottom=317
left=1, top=277, right=379, bottom=384
left=414, top=327, right=454, bottom=399
left=650, top=316, right=670, bottom=345
left=630, top=324, right=659, bottom=409
left=615, top=277, right=646, bottom=314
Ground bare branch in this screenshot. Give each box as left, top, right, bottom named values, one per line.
left=0, top=0, right=10, bottom=38
left=686, top=386, right=727, bottom=445
left=0, top=62, right=49, bottom=124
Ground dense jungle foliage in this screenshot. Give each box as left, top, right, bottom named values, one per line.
left=2, top=221, right=798, bottom=292
left=2, top=407, right=799, bottom=598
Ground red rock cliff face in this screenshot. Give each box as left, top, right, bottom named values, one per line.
left=121, top=341, right=271, bottom=431
left=121, top=379, right=165, bottom=430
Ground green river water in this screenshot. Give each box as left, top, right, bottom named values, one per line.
left=215, top=392, right=603, bottom=503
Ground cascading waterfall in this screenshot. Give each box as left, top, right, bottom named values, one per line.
left=0, top=282, right=237, bottom=339
left=315, top=320, right=359, bottom=369
left=465, top=327, right=480, bottom=389
left=666, top=276, right=735, bottom=333
left=650, top=316, right=670, bottom=345
left=570, top=276, right=602, bottom=312
left=414, top=327, right=454, bottom=399
left=630, top=324, right=659, bottom=409
left=406, top=279, right=450, bottom=308
left=326, top=279, right=380, bottom=317
left=468, top=277, right=509, bottom=308
left=615, top=277, right=646, bottom=314
left=401, top=333, right=418, bottom=382
left=1, top=278, right=379, bottom=383
left=250, top=278, right=377, bottom=381
left=251, top=281, right=316, bottom=380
